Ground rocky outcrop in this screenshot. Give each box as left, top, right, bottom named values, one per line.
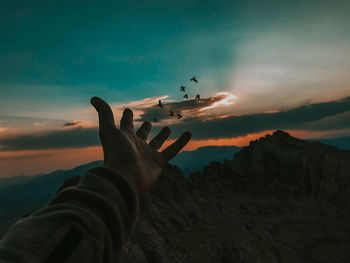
left=232, top=130, right=350, bottom=205
left=120, top=131, right=350, bottom=263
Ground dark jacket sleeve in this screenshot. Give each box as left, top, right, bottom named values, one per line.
left=0, top=167, right=139, bottom=263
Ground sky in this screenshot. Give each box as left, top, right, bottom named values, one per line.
left=0, top=0, right=350, bottom=177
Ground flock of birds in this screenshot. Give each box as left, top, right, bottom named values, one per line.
left=154, top=76, right=199, bottom=122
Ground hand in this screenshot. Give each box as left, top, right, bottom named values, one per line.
left=91, top=97, right=191, bottom=196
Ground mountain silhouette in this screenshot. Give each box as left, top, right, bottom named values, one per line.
left=1, top=131, right=350, bottom=263
left=120, top=130, right=350, bottom=262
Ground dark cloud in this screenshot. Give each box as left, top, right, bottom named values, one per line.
left=63, top=121, right=82, bottom=127
left=0, top=127, right=99, bottom=151
left=1, top=96, right=349, bottom=151
left=135, top=94, right=226, bottom=122
left=301, top=111, right=350, bottom=131
left=0, top=152, right=57, bottom=161
left=168, top=96, right=350, bottom=139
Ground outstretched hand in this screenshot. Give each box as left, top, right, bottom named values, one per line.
left=91, top=97, right=191, bottom=196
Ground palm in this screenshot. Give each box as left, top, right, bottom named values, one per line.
left=91, top=97, right=191, bottom=195
left=111, top=131, right=164, bottom=188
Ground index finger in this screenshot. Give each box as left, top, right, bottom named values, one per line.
left=90, top=97, right=116, bottom=130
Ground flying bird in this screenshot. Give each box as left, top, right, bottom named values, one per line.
left=195, top=94, right=200, bottom=100
left=169, top=111, right=175, bottom=117
left=177, top=113, right=182, bottom=119
left=153, top=118, right=158, bottom=122
left=180, top=86, right=185, bottom=92
left=157, top=100, right=163, bottom=108
left=183, top=94, right=188, bottom=99
left=190, top=77, right=198, bottom=83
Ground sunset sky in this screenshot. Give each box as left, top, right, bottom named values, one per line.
left=1, top=0, right=350, bottom=177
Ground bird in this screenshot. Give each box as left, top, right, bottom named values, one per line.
left=177, top=113, right=182, bottom=119
left=153, top=118, right=158, bottom=122
left=190, top=77, right=198, bottom=83
left=180, top=86, right=185, bottom=92
left=169, top=111, right=175, bottom=117
left=183, top=94, right=188, bottom=99
left=195, top=94, right=200, bottom=100
left=157, top=100, right=163, bottom=108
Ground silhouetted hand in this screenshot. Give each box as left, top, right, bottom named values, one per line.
left=91, top=97, right=191, bottom=196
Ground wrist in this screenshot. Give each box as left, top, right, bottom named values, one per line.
left=104, top=164, right=141, bottom=196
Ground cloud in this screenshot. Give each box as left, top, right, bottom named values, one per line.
left=134, top=92, right=235, bottom=122
left=301, top=111, right=350, bottom=131
left=34, top=122, right=46, bottom=127
left=0, top=96, right=349, bottom=151
left=168, top=96, right=350, bottom=139
left=63, top=120, right=82, bottom=127
left=0, top=127, right=99, bottom=151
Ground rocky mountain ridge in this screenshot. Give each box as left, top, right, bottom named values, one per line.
left=1, top=130, right=350, bottom=262
left=121, top=130, right=350, bottom=263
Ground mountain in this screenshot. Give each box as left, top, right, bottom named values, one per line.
left=0, top=160, right=103, bottom=236
left=119, top=130, right=350, bottom=262
left=0, top=146, right=239, bottom=236
left=170, top=145, right=241, bottom=175
left=0, top=175, right=40, bottom=190
left=1, top=131, right=350, bottom=262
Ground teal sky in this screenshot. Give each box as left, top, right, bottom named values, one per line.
left=1, top=0, right=350, bottom=177
left=1, top=0, right=349, bottom=116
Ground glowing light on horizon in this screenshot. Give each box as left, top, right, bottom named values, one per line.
left=119, top=95, right=170, bottom=109
left=199, top=92, right=236, bottom=111
left=264, top=110, right=280, bottom=114
left=34, top=122, right=46, bottom=127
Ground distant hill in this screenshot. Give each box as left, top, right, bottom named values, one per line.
left=311, top=136, right=350, bottom=151
left=0, top=175, right=40, bottom=190
left=170, top=145, right=241, bottom=176
left=0, top=145, right=240, bottom=236
left=0, top=160, right=103, bottom=236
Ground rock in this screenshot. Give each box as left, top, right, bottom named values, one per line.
left=58, top=130, right=350, bottom=263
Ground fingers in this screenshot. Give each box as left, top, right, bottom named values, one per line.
left=149, top=127, right=171, bottom=150
left=162, top=131, right=191, bottom=161
left=136, top=121, right=152, bottom=140
left=120, top=108, right=134, bottom=132
left=90, top=97, right=116, bottom=130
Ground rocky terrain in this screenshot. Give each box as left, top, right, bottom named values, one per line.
left=120, top=130, right=350, bottom=263
left=1, top=130, right=350, bottom=262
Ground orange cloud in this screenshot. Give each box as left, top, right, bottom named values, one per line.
left=1, top=128, right=349, bottom=178
left=160, top=130, right=275, bottom=151
left=199, top=92, right=236, bottom=111
left=112, top=95, right=171, bottom=122
left=0, top=146, right=103, bottom=178
left=161, top=129, right=350, bottom=152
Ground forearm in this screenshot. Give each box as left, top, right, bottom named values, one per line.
left=0, top=167, right=139, bottom=263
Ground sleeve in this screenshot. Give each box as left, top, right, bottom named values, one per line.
left=0, top=166, right=139, bottom=263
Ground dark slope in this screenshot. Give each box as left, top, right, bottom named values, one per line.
left=121, top=130, right=350, bottom=262
left=0, top=161, right=103, bottom=236
left=0, top=175, right=40, bottom=190
left=1, top=131, right=350, bottom=262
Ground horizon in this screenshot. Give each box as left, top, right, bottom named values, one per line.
left=1, top=0, right=350, bottom=177
left=1, top=129, right=350, bottom=179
